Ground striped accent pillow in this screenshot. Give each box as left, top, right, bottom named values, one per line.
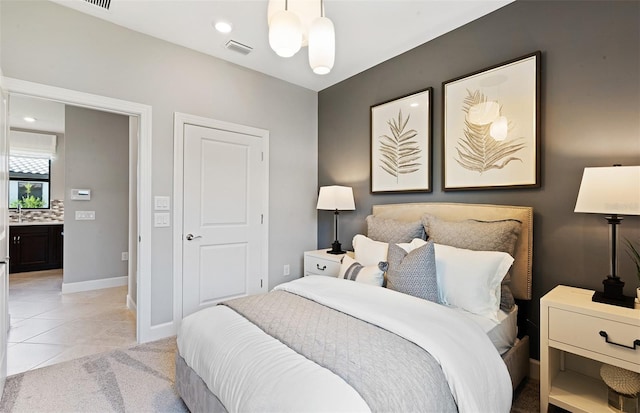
left=339, top=255, right=387, bottom=287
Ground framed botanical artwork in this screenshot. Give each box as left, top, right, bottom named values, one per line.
left=442, top=51, right=541, bottom=191
left=371, top=88, right=432, bottom=193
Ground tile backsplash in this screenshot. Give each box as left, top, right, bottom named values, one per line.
left=9, top=199, right=64, bottom=223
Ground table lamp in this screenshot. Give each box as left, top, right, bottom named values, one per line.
left=574, top=165, right=640, bottom=308
left=317, top=185, right=355, bottom=254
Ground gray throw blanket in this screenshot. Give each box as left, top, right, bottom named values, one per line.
left=223, top=290, right=457, bottom=412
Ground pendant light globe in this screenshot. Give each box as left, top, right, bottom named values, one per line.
left=308, top=16, right=335, bottom=75
left=269, top=9, right=303, bottom=58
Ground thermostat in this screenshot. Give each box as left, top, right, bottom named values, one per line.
left=71, top=189, right=91, bottom=201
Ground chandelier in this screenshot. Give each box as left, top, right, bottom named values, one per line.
left=267, top=0, right=335, bottom=75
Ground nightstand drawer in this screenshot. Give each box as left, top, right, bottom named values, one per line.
left=304, top=256, right=341, bottom=276
left=549, top=307, right=640, bottom=366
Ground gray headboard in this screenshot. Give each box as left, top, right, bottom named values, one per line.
left=372, top=202, right=533, bottom=300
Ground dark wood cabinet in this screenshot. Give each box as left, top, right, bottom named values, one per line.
left=10, top=224, right=64, bottom=273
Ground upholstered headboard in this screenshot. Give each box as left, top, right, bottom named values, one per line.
left=372, top=202, right=533, bottom=300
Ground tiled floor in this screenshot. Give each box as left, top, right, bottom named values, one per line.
left=7, top=269, right=136, bottom=376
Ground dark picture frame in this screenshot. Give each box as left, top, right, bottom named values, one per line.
left=442, top=51, right=541, bottom=191
left=370, top=88, right=433, bottom=193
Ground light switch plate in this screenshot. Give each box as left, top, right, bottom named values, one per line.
left=154, top=212, right=170, bottom=227
left=154, top=196, right=170, bottom=211
left=75, top=211, right=95, bottom=220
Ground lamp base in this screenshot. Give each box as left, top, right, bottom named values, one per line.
left=593, top=290, right=636, bottom=309
left=603, top=276, right=625, bottom=299
left=326, top=240, right=346, bottom=255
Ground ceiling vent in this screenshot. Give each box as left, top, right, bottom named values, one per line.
left=225, top=40, right=253, bottom=56
left=83, top=0, right=111, bottom=10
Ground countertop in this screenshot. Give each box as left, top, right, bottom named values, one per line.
left=9, top=221, right=64, bottom=226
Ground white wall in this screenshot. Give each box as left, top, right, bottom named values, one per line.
left=0, top=0, right=318, bottom=327
left=64, top=105, right=129, bottom=284
left=50, top=132, right=64, bottom=201
left=128, top=116, right=138, bottom=307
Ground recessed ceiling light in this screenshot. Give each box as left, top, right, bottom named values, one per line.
left=23, top=116, right=36, bottom=122
left=410, top=103, right=419, bottom=108
left=214, top=21, right=233, bottom=34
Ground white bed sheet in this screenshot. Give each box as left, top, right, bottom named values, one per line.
left=452, top=305, right=518, bottom=355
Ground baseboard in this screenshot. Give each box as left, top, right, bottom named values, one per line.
left=139, top=320, right=177, bottom=344
left=127, top=294, right=137, bottom=313
left=61, top=276, right=128, bottom=294
left=529, top=358, right=540, bottom=381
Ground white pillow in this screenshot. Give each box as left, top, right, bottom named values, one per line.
left=352, top=234, right=388, bottom=266
left=339, top=255, right=386, bottom=287
left=434, top=243, right=514, bottom=321
left=397, top=238, right=427, bottom=253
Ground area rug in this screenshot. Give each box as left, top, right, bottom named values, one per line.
left=0, top=335, right=541, bottom=412
left=0, top=337, right=187, bottom=413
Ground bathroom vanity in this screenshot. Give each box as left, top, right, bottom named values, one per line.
left=9, top=223, right=64, bottom=273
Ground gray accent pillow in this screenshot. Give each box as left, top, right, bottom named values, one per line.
left=366, top=215, right=425, bottom=243
left=421, top=214, right=521, bottom=311
left=386, top=241, right=439, bottom=303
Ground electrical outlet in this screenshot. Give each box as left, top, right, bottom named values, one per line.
left=283, top=264, right=290, bottom=276
left=122, top=252, right=129, bottom=261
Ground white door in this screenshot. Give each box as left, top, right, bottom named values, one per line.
left=0, top=86, right=9, bottom=393
left=182, top=124, right=266, bottom=316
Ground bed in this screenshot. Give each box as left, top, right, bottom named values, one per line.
left=176, top=202, right=533, bottom=412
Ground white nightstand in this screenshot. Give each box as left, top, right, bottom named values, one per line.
left=303, top=249, right=345, bottom=277
left=540, top=285, right=640, bottom=413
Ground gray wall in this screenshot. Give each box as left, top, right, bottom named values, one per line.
left=64, top=105, right=129, bottom=284
left=318, top=0, right=640, bottom=359
left=1, top=0, right=317, bottom=326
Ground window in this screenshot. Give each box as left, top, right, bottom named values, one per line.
left=9, top=156, right=51, bottom=209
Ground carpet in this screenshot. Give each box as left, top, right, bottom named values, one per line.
left=1, top=336, right=541, bottom=412
left=0, top=337, right=187, bottom=413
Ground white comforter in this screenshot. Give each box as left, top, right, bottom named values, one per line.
left=178, top=276, right=512, bottom=413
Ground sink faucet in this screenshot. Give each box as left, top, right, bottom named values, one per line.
left=17, top=203, right=22, bottom=223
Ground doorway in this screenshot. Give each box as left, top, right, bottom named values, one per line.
left=5, top=99, right=138, bottom=375
left=2, top=77, right=154, bottom=344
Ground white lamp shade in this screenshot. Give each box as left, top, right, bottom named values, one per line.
left=268, top=0, right=318, bottom=46
left=269, top=10, right=303, bottom=58
left=574, top=166, right=640, bottom=215
left=308, top=16, right=335, bottom=75
left=317, top=186, right=355, bottom=211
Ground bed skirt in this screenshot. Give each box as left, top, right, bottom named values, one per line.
left=503, top=336, right=530, bottom=390
left=175, top=353, right=228, bottom=413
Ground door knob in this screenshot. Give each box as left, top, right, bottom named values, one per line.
left=186, top=234, right=202, bottom=241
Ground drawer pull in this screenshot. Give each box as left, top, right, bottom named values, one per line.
left=316, top=264, right=327, bottom=271
left=599, top=331, right=640, bottom=350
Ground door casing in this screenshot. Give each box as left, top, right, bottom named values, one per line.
left=1, top=77, right=158, bottom=343
left=0, top=76, right=10, bottom=396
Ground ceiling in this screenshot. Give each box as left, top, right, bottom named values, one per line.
left=49, top=0, right=514, bottom=92
left=9, top=95, right=66, bottom=133
left=11, top=0, right=514, bottom=132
